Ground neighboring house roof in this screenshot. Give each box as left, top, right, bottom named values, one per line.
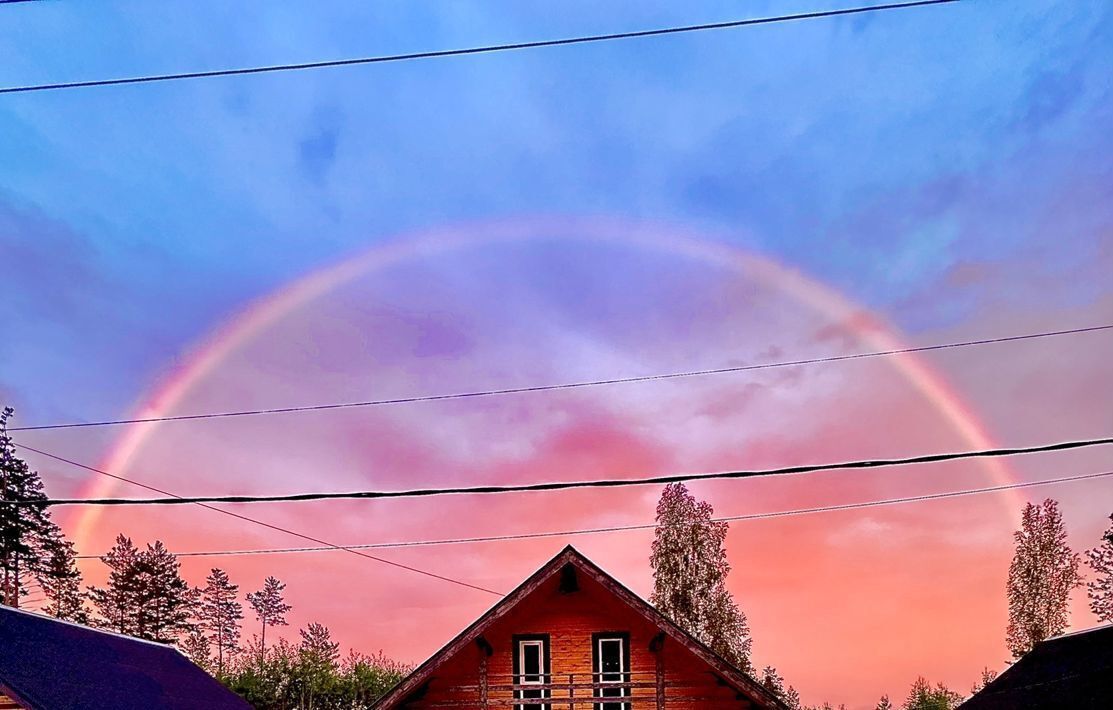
left=371, top=544, right=786, bottom=709
left=959, top=623, right=1113, bottom=710
left=0, top=605, right=250, bottom=710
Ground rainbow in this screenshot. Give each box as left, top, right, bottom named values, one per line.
left=73, top=217, right=1018, bottom=547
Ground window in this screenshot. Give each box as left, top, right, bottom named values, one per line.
left=593, top=633, right=630, bottom=710
left=513, top=635, right=550, bottom=710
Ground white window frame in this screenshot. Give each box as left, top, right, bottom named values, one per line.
left=595, top=635, right=629, bottom=710
left=516, top=638, right=547, bottom=710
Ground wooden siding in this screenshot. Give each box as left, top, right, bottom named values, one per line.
left=402, top=569, right=755, bottom=709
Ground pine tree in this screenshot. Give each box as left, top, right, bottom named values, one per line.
left=970, top=667, right=997, bottom=694
left=650, top=483, right=752, bottom=670
left=300, top=622, right=340, bottom=664
left=201, top=568, right=243, bottom=675
left=761, top=665, right=786, bottom=700
left=1085, top=514, right=1113, bottom=623
left=88, top=536, right=194, bottom=641
left=182, top=628, right=212, bottom=671
left=0, top=408, right=54, bottom=608
left=877, top=695, right=893, bottom=710
left=1005, top=499, right=1082, bottom=657
left=89, top=534, right=143, bottom=633
left=136, top=541, right=195, bottom=642
left=38, top=526, right=87, bottom=623
left=783, top=686, right=801, bottom=710
left=246, top=575, right=292, bottom=659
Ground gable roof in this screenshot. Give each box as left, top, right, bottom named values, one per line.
left=372, top=545, right=785, bottom=709
left=959, top=623, right=1113, bottom=709
left=0, top=605, right=250, bottom=710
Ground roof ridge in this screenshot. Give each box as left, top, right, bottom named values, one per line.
left=0, top=604, right=184, bottom=653
left=1046, top=620, right=1113, bottom=641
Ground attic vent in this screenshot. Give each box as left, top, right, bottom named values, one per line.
left=558, top=563, right=580, bottom=593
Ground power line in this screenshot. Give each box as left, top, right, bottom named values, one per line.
left=16, top=436, right=1113, bottom=506
left=73, top=469, right=1113, bottom=559
left=14, top=446, right=500, bottom=596
left=11, top=324, right=1109, bottom=432
left=0, top=0, right=958, bottom=96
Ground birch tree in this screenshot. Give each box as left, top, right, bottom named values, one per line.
left=1005, top=499, right=1082, bottom=657
left=1085, top=514, right=1113, bottom=622
left=650, top=482, right=752, bottom=670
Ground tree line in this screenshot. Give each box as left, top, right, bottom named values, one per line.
left=647, top=482, right=1113, bottom=710
left=2, top=408, right=406, bottom=708
left=6, top=408, right=1113, bottom=708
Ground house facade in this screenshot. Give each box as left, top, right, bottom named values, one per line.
left=373, top=546, right=785, bottom=710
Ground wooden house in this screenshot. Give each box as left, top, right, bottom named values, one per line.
left=372, top=545, right=785, bottom=709
left=0, top=604, right=249, bottom=710
left=959, top=623, right=1113, bottom=709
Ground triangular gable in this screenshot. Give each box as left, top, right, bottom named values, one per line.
left=372, top=545, right=785, bottom=709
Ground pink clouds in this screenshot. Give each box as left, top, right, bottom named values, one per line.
left=37, top=229, right=1111, bottom=708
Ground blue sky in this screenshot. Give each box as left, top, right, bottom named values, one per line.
left=3, top=1, right=1111, bottom=427
left=3, top=3, right=1113, bottom=704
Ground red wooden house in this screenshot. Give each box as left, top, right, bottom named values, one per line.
left=372, top=546, right=785, bottom=710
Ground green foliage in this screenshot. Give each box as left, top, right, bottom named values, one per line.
left=650, top=482, right=752, bottom=670
left=221, top=626, right=409, bottom=709
left=901, top=676, right=963, bottom=710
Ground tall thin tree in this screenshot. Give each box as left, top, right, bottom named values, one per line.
left=650, top=482, right=752, bottom=670
left=1005, top=499, right=1082, bottom=657
left=1085, top=513, right=1113, bottom=623
left=0, top=408, right=54, bottom=608
left=246, top=575, right=292, bottom=659
left=201, top=567, right=243, bottom=675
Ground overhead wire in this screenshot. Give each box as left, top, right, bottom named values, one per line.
left=0, top=1, right=959, bottom=96
left=15, top=436, right=1113, bottom=507
left=10, top=446, right=501, bottom=596
left=70, top=469, right=1113, bottom=559
left=10, top=324, right=1110, bottom=432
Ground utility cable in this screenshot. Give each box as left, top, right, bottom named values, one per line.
left=11, top=446, right=501, bottom=595
left=15, top=436, right=1113, bottom=506
left=0, top=1, right=957, bottom=95
left=71, top=469, right=1113, bottom=559
left=11, top=324, right=1108, bottom=432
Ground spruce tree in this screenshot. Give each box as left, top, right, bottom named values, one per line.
left=650, top=482, right=752, bottom=670
left=136, top=540, right=195, bottom=642
left=38, top=526, right=87, bottom=623
left=877, top=695, right=893, bottom=710
left=1005, top=499, right=1082, bottom=657
left=181, top=628, right=212, bottom=671
left=201, top=567, right=244, bottom=674
left=246, top=575, right=292, bottom=659
left=89, top=534, right=143, bottom=633
left=0, top=407, right=54, bottom=608
left=1085, top=514, right=1113, bottom=623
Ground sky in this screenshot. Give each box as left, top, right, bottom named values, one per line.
left=2, top=0, right=1112, bottom=707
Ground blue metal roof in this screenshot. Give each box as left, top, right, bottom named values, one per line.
left=0, top=605, right=249, bottom=710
